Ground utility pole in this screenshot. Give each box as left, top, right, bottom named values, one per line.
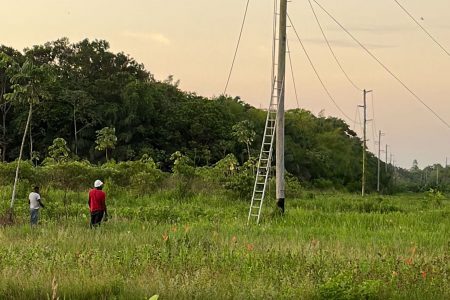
left=276, top=0, right=287, bottom=213
left=359, top=90, right=371, bottom=196
left=377, top=130, right=384, bottom=193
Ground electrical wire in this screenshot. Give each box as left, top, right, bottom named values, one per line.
left=312, top=0, right=450, bottom=129
left=223, top=0, right=251, bottom=95
left=393, top=0, right=450, bottom=57
left=271, top=0, right=278, bottom=85
left=307, top=0, right=362, bottom=91
left=287, top=14, right=356, bottom=123
left=353, top=105, right=363, bottom=134
left=287, top=39, right=300, bottom=109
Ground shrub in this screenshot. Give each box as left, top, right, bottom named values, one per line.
left=319, top=272, right=382, bottom=300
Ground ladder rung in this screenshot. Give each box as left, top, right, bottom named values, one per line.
left=250, top=214, right=259, bottom=217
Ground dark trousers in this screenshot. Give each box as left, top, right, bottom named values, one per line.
left=90, top=210, right=104, bottom=228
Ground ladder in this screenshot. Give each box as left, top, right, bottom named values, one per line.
left=247, top=78, right=281, bottom=224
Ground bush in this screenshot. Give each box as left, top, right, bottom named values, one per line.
left=0, top=161, right=37, bottom=186
left=319, top=272, right=382, bottom=300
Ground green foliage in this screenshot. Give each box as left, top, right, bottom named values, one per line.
left=0, top=39, right=403, bottom=192
left=95, top=127, right=117, bottom=160
left=47, top=137, right=70, bottom=163
left=319, top=272, right=382, bottom=300
left=0, top=160, right=36, bottom=186
left=223, top=158, right=257, bottom=199
left=170, top=151, right=194, bottom=177
left=232, top=120, right=256, bottom=159
left=425, top=188, right=445, bottom=206
left=4, top=59, right=54, bottom=106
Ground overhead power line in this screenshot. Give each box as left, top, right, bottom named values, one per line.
left=307, top=0, right=362, bottom=91
left=393, top=0, right=450, bottom=57
left=312, top=0, right=450, bottom=129
left=287, top=14, right=356, bottom=123
left=223, top=0, right=251, bottom=95
left=286, top=39, right=300, bottom=109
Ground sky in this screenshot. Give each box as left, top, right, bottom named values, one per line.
left=1, top=0, right=450, bottom=169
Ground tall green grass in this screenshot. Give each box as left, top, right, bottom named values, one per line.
left=0, top=188, right=449, bottom=299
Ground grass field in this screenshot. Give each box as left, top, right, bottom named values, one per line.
left=0, top=187, right=449, bottom=299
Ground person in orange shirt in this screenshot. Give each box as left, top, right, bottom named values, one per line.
left=88, top=180, right=107, bottom=228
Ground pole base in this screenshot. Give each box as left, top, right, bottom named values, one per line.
left=276, top=198, right=285, bottom=214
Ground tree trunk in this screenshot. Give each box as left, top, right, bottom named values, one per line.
left=10, top=103, right=33, bottom=211
left=29, top=116, right=33, bottom=161
left=246, top=142, right=251, bottom=161
left=105, top=148, right=108, bottom=161
left=0, top=84, right=7, bottom=162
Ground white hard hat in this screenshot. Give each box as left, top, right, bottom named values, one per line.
left=94, top=180, right=104, bottom=188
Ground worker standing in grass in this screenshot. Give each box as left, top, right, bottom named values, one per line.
left=88, top=180, right=107, bottom=228
left=29, top=186, right=45, bottom=226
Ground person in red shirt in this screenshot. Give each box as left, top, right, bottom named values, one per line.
left=88, top=179, right=107, bottom=228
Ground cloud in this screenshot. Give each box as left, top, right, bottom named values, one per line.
left=121, top=31, right=171, bottom=45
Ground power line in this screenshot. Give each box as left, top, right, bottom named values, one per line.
left=353, top=105, right=363, bottom=133
left=312, top=0, right=450, bottom=130
left=287, top=14, right=356, bottom=123
left=307, top=0, right=362, bottom=91
left=286, top=39, right=300, bottom=109
left=393, top=0, right=450, bottom=57
left=223, top=0, right=251, bottom=95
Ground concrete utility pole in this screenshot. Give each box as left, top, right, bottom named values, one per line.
left=377, top=130, right=384, bottom=193
left=359, top=90, right=371, bottom=196
left=276, top=0, right=287, bottom=213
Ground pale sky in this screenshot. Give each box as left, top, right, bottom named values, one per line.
left=1, top=0, right=450, bottom=169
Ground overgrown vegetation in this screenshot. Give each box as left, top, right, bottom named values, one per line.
left=0, top=183, right=448, bottom=299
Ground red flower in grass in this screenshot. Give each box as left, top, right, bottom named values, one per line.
left=421, top=271, right=427, bottom=279
left=162, top=233, right=169, bottom=242
left=247, top=243, right=254, bottom=251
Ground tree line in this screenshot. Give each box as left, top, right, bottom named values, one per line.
left=1, top=38, right=396, bottom=192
